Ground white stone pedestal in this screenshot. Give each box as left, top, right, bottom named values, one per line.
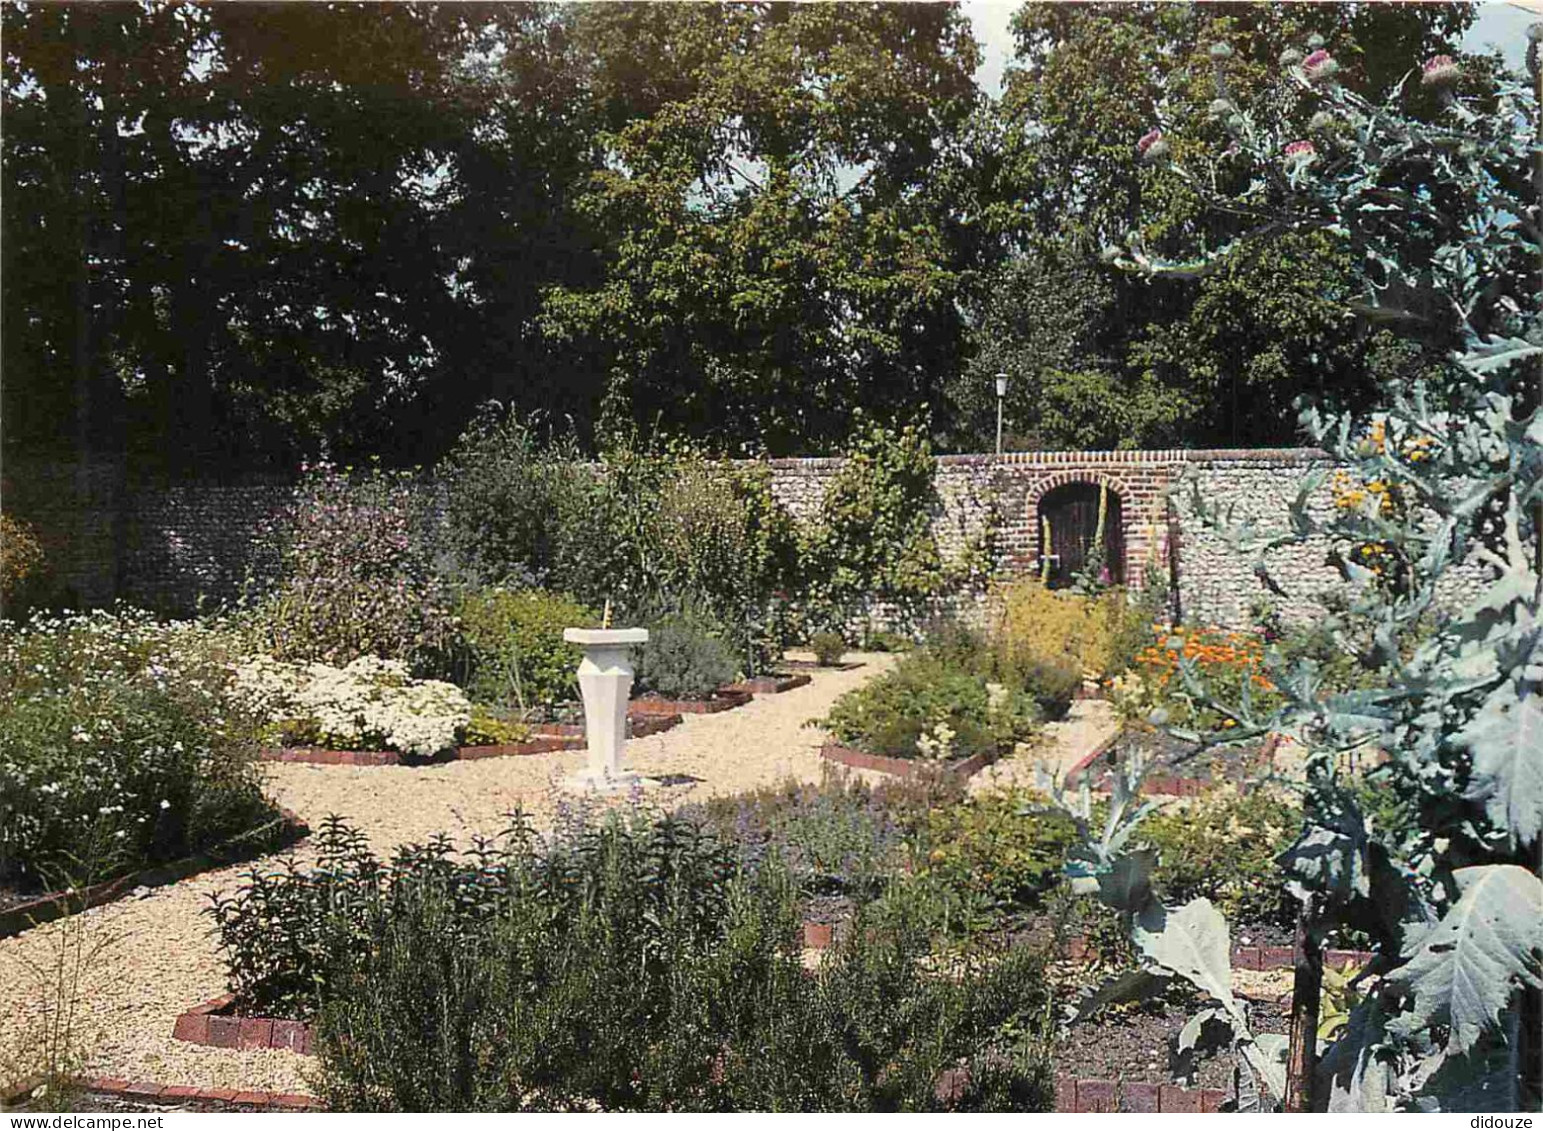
left=562, top=627, right=652, bottom=792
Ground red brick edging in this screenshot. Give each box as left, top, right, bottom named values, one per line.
left=1056, top=1075, right=1228, bottom=1113
left=0, top=1074, right=322, bottom=1111
left=531, top=712, right=684, bottom=740
left=0, top=808, right=309, bottom=940
left=173, top=994, right=314, bottom=1055
left=1065, top=731, right=1281, bottom=796
left=723, top=673, right=812, bottom=695
left=630, top=689, right=754, bottom=716
left=260, top=734, right=585, bottom=766
left=819, top=742, right=993, bottom=780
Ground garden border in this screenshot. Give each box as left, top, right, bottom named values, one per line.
left=0, top=1074, right=322, bottom=1112
left=172, top=994, right=312, bottom=1054
left=722, top=673, right=812, bottom=695
left=259, top=735, right=584, bottom=767
left=819, top=742, right=993, bottom=780
left=0, top=807, right=309, bottom=940
left=629, top=688, right=754, bottom=716
left=1064, top=731, right=1281, bottom=796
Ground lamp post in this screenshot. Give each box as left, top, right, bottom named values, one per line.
left=994, top=372, right=1008, bottom=456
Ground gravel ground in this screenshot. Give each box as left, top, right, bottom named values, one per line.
left=0, top=653, right=1125, bottom=1100
left=0, top=655, right=894, bottom=1097
left=969, top=699, right=1120, bottom=795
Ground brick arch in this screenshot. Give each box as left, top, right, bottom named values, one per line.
left=1017, top=468, right=1172, bottom=590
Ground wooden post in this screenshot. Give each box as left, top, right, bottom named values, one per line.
left=1284, top=902, right=1323, bottom=1112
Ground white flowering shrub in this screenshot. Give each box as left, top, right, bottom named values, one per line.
left=0, top=607, right=274, bottom=892
left=232, top=654, right=471, bottom=756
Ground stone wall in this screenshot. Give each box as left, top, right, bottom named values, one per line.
left=6, top=447, right=1439, bottom=628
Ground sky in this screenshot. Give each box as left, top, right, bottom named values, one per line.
left=959, top=0, right=1542, bottom=98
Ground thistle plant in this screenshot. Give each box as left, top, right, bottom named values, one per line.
left=1048, top=35, right=1542, bottom=1112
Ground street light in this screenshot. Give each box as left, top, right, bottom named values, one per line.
left=994, top=372, right=1009, bottom=456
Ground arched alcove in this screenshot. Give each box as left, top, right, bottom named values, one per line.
left=1035, top=480, right=1125, bottom=588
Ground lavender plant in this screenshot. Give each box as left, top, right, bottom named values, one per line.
left=1047, top=34, right=1542, bottom=1112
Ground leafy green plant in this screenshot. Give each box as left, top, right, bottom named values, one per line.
left=211, top=812, right=1054, bottom=1112
left=1072, top=36, right=1543, bottom=1111
left=818, top=653, right=1040, bottom=761
left=801, top=416, right=963, bottom=634
left=915, top=791, right=1079, bottom=917
left=0, top=608, right=274, bottom=892
left=1141, top=787, right=1299, bottom=926
left=454, top=587, right=597, bottom=714
left=810, top=631, right=847, bottom=666
left=244, top=460, right=456, bottom=676
left=635, top=605, right=739, bottom=700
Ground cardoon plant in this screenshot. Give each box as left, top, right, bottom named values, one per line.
left=1050, top=34, right=1541, bottom=1112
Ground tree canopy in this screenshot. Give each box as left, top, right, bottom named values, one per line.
left=0, top=0, right=1490, bottom=467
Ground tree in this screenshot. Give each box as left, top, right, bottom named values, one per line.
left=2, top=1, right=597, bottom=472
left=953, top=2, right=1474, bottom=451
left=541, top=1, right=983, bottom=454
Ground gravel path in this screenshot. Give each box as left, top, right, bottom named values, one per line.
left=969, top=698, right=1120, bottom=795
left=0, top=655, right=894, bottom=1097
left=0, top=653, right=1118, bottom=1098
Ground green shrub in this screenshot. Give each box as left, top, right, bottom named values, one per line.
left=801, top=417, right=962, bottom=634
left=860, top=629, right=915, bottom=653
left=915, top=791, right=1079, bottom=916
left=996, top=652, right=1082, bottom=721
left=1141, top=787, right=1299, bottom=927
left=818, top=654, right=1040, bottom=761
left=810, top=631, right=846, bottom=666
left=437, top=407, right=585, bottom=588
left=212, top=814, right=1053, bottom=1112
left=635, top=606, right=739, bottom=700
left=0, top=608, right=275, bottom=892
left=245, top=461, right=455, bottom=676
left=454, top=588, right=597, bottom=713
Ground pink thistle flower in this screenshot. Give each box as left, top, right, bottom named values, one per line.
left=1420, top=55, right=1460, bottom=87
left=1136, top=128, right=1170, bottom=162
left=1283, top=139, right=1317, bottom=172
left=1301, top=49, right=1339, bottom=83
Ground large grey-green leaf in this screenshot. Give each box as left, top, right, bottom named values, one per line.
left=1134, top=898, right=1242, bottom=1024
left=1066, top=966, right=1169, bottom=1024
left=1316, top=998, right=1397, bottom=1113
left=1390, top=865, right=1543, bottom=1054
left=1458, top=677, right=1543, bottom=848
left=1096, top=847, right=1158, bottom=915
left=1243, top=1033, right=1289, bottom=1104
left=1409, top=1026, right=1522, bottom=1112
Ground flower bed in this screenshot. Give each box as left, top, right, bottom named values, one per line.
left=628, top=688, right=753, bottom=716
left=532, top=712, right=684, bottom=740
left=0, top=807, right=308, bottom=940
left=819, top=741, right=994, bottom=781
left=258, top=735, right=584, bottom=767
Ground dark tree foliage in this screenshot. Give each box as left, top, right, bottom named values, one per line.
left=2, top=1, right=597, bottom=471
left=948, top=1, right=1475, bottom=451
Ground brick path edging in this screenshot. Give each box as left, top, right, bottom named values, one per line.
left=820, top=742, right=993, bottom=780
left=173, top=994, right=313, bottom=1055
left=0, top=808, right=309, bottom=940
left=260, top=734, right=586, bottom=766
left=1057, top=1074, right=1228, bottom=1112
left=723, top=673, right=813, bottom=695
left=630, top=689, right=754, bottom=716
left=0, top=1074, right=323, bottom=1111
left=1065, top=731, right=1281, bottom=796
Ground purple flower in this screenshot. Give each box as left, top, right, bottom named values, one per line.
left=1136, top=128, right=1170, bottom=162
left=1420, top=55, right=1460, bottom=88
left=1302, top=50, right=1339, bottom=83
left=1283, top=139, right=1317, bottom=173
